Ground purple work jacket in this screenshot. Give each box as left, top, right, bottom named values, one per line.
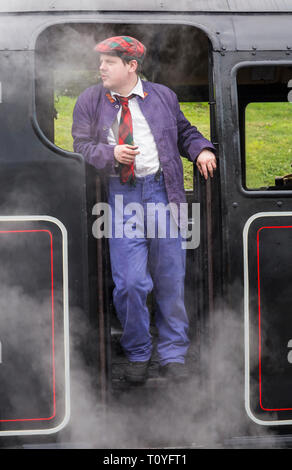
left=72, top=80, right=216, bottom=207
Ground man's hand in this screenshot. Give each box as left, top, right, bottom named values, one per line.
left=114, top=144, right=139, bottom=165
left=196, top=149, right=217, bottom=180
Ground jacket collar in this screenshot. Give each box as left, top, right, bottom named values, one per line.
left=104, top=78, right=149, bottom=104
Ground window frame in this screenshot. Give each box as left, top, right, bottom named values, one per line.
left=232, top=60, right=292, bottom=198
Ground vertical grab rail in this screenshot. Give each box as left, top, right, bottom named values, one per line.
left=96, top=176, right=107, bottom=404
left=206, top=40, right=218, bottom=316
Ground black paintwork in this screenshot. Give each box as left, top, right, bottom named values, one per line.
left=0, top=6, right=291, bottom=448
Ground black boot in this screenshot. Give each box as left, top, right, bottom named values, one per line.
left=124, top=360, right=150, bottom=384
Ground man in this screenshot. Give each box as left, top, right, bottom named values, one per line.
left=72, top=35, right=217, bottom=384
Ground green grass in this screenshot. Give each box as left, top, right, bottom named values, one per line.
left=245, top=102, right=292, bottom=188
left=54, top=95, right=77, bottom=152
left=54, top=96, right=292, bottom=190
left=179, top=102, right=211, bottom=189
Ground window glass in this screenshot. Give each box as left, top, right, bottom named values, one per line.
left=237, top=64, right=292, bottom=190
left=245, top=102, right=292, bottom=189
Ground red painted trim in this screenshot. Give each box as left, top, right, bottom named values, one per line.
left=257, top=225, right=292, bottom=411
left=0, top=230, right=56, bottom=422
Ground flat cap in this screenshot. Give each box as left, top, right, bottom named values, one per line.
left=95, top=36, right=146, bottom=63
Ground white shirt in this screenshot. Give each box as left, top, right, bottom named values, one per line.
left=107, top=77, right=161, bottom=177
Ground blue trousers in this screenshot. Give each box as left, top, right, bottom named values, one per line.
left=108, top=173, right=190, bottom=366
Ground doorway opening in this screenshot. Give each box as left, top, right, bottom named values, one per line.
left=34, top=22, right=216, bottom=395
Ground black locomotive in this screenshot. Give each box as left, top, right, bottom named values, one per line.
left=0, top=0, right=292, bottom=449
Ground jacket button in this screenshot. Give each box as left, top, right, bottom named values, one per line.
left=103, top=126, right=107, bottom=131
left=115, top=104, right=119, bottom=109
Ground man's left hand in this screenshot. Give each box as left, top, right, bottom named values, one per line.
left=196, top=149, right=217, bottom=180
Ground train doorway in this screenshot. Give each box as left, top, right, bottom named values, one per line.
left=34, top=22, right=220, bottom=445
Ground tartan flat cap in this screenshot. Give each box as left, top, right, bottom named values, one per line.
left=95, top=36, right=146, bottom=63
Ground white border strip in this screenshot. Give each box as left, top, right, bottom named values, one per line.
left=244, top=211, right=292, bottom=426
left=0, top=215, right=70, bottom=436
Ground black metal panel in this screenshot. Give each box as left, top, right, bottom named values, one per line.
left=2, top=0, right=292, bottom=13
left=0, top=47, right=98, bottom=440
left=209, top=51, right=292, bottom=431
left=245, top=214, right=292, bottom=423
left=0, top=219, right=67, bottom=432
left=0, top=7, right=291, bottom=57
left=232, top=14, right=292, bottom=52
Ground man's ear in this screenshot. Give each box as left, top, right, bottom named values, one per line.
left=128, top=59, right=138, bottom=73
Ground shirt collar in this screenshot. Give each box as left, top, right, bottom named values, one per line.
left=110, top=77, right=144, bottom=100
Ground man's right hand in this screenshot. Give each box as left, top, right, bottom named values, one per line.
left=114, top=144, right=139, bottom=165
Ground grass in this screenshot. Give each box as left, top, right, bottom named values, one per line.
left=54, top=95, right=77, bottom=153
left=54, top=95, right=292, bottom=190
left=245, top=102, right=292, bottom=188
left=179, top=102, right=211, bottom=189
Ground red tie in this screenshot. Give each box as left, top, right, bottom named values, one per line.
left=117, top=95, right=136, bottom=185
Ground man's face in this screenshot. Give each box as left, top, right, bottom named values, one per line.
left=99, top=54, right=136, bottom=91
